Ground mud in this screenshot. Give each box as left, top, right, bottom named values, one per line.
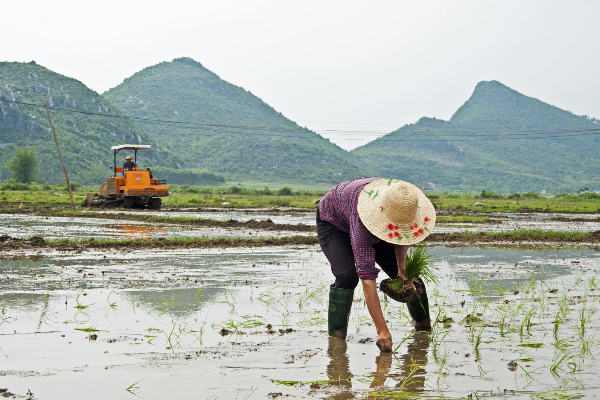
left=1, top=208, right=315, bottom=232
left=0, top=234, right=318, bottom=252
left=1, top=245, right=599, bottom=399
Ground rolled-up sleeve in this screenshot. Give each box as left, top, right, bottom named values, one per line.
left=350, top=224, right=379, bottom=280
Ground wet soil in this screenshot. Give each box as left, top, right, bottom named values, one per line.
left=427, top=230, right=600, bottom=244
left=3, top=228, right=600, bottom=254
left=1, top=246, right=599, bottom=399
left=1, top=207, right=315, bottom=233
left=0, top=234, right=318, bottom=252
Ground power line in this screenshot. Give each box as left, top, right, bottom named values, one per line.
left=3, top=98, right=600, bottom=141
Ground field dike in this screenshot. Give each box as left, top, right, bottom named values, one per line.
left=2, top=229, right=600, bottom=253
left=0, top=206, right=315, bottom=232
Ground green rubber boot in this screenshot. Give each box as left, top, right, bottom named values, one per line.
left=328, top=287, right=354, bottom=340
left=406, top=279, right=430, bottom=329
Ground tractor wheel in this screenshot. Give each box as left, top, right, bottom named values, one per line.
left=123, top=198, right=135, bottom=208
left=149, top=198, right=162, bottom=209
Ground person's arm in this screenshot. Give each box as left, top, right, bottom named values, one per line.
left=395, top=245, right=409, bottom=280
left=362, top=279, right=392, bottom=352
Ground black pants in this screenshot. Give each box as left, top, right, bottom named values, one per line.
left=317, top=210, right=399, bottom=289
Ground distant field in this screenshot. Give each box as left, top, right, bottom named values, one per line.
left=1, top=183, right=600, bottom=212
left=432, top=192, right=600, bottom=213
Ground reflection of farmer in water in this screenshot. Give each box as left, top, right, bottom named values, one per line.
left=325, top=332, right=429, bottom=397
left=317, top=178, right=435, bottom=351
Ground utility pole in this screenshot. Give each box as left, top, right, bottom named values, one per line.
left=41, top=93, right=76, bottom=212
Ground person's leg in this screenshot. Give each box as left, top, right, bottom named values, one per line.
left=317, top=211, right=359, bottom=339
left=372, top=242, right=431, bottom=328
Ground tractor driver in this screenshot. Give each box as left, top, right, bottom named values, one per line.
left=123, top=155, right=137, bottom=176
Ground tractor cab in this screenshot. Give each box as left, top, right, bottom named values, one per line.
left=84, top=144, right=169, bottom=209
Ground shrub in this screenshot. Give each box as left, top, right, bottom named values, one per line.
left=478, top=190, right=503, bottom=199
left=276, top=187, right=293, bottom=196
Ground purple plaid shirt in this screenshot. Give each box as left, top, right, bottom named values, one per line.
left=318, top=177, right=381, bottom=280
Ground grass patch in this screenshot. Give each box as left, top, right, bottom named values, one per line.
left=436, top=216, right=490, bottom=223
left=42, top=235, right=319, bottom=249
left=426, top=229, right=599, bottom=244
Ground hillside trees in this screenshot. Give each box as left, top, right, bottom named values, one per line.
left=5, top=146, right=40, bottom=183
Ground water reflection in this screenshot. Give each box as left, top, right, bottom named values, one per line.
left=326, top=336, right=353, bottom=399
left=325, top=332, right=430, bottom=398
left=368, top=353, right=393, bottom=388
left=395, top=332, right=429, bottom=391
left=100, top=224, right=168, bottom=239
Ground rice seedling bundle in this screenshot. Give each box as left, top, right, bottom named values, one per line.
left=379, top=244, right=439, bottom=303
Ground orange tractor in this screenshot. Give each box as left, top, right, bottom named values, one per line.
left=83, top=145, right=169, bottom=209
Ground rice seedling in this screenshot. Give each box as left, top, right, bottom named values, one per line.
left=394, top=357, right=426, bottom=391
left=74, top=326, right=100, bottom=333
left=386, top=245, right=439, bottom=292
left=297, top=316, right=327, bottom=327
left=36, top=293, right=50, bottom=330
left=125, top=378, right=145, bottom=395
left=550, top=349, right=576, bottom=376
left=392, top=331, right=415, bottom=353
left=473, top=323, right=485, bottom=352
left=195, top=286, right=205, bottom=303
left=429, top=326, right=450, bottom=361
left=125, top=292, right=140, bottom=314
left=106, top=291, right=118, bottom=311
left=499, top=313, right=507, bottom=335
left=0, top=305, right=13, bottom=326
left=577, top=303, right=594, bottom=337
left=553, top=312, right=564, bottom=338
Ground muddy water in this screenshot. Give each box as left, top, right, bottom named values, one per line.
left=4, top=210, right=600, bottom=244
left=95, top=208, right=600, bottom=232
left=0, top=214, right=310, bottom=240
left=95, top=207, right=317, bottom=226
left=1, top=245, right=599, bottom=399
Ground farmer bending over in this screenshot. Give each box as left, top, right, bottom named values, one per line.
left=122, top=155, right=137, bottom=176
left=317, top=178, right=435, bottom=352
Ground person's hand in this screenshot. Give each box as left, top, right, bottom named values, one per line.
left=376, top=328, right=393, bottom=353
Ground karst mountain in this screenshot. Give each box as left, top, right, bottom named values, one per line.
left=104, top=57, right=361, bottom=184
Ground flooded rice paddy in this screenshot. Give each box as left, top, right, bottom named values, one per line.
left=0, top=213, right=310, bottom=240
left=1, top=243, right=599, bottom=399
left=4, top=209, right=600, bottom=243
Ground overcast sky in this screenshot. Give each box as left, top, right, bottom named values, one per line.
left=3, top=0, right=599, bottom=150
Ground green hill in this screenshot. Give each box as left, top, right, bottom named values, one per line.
left=0, top=61, right=182, bottom=185
left=103, top=57, right=361, bottom=184
left=352, top=81, right=600, bottom=192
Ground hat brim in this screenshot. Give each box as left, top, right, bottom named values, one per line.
left=357, top=179, right=436, bottom=245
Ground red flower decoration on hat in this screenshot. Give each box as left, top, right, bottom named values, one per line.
left=388, top=233, right=394, bottom=238
left=418, top=228, right=424, bottom=234
left=394, top=231, right=400, bottom=237
left=413, top=231, right=419, bottom=237
left=388, top=223, right=394, bottom=230
left=424, top=217, right=429, bottom=222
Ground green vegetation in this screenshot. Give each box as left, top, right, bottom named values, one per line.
left=353, top=80, right=600, bottom=192
left=0, top=61, right=178, bottom=184
left=0, top=61, right=209, bottom=185
left=151, top=167, right=224, bottom=185
left=436, top=215, right=489, bottom=223
left=432, top=191, right=600, bottom=213
left=104, top=57, right=361, bottom=184
left=387, top=244, right=439, bottom=293
left=427, top=229, right=597, bottom=243
left=5, top=146, right=40, bottom=183
left=42, top=235, right=319, bottom=248
left=4, top=184, right=600, bottom=212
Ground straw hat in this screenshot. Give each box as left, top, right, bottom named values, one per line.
left=124, top=155, right=133, bottom=160
left=357, top=179, right=436, bottom=245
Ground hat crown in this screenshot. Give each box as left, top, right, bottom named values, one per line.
left=381, top=182, right=419, bottom=224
